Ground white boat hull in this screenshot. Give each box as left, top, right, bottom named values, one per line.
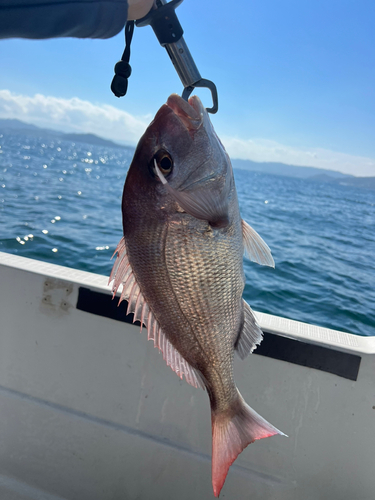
left=0, top=251, right=374, bottom=500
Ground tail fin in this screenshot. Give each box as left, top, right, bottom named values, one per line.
left=211, top=392, right=286, bottom=497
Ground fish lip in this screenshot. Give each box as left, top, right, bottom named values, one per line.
left=166, top=94, right=204, bottom=132
left=187, top=95, right=205, bottom=118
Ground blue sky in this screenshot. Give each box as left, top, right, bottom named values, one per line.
left=1, top=0, right=375, bottom=175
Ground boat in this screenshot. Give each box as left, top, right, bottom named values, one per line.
left=0, top=250, right=374, bottom=499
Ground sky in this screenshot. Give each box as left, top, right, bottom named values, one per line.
left=0, top=0, right=375, bottom=176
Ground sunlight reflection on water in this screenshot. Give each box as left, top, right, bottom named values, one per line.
left=1, top=132, right=374, bottom=336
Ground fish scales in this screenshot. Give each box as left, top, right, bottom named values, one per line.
left=165, top=214, right=243, bottom=405
left=125, top=221, right=205, bottom=365
left=111, top=93, right=285, bottom=497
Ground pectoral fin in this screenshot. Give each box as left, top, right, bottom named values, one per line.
left=154, top=160, right=230, bottom=228
left=242, top=219, right=275, bottom=267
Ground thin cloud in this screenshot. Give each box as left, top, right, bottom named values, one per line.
left=221, top=137, right=375, bottom=177
left=0, top=89, right=149, bottom=146
left=1, top=89, right=374, bottom=177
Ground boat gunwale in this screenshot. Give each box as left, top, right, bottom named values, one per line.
left=0, top=250, right=374, bottom=355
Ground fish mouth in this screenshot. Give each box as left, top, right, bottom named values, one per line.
left=166, top=94, right=204, bottom=132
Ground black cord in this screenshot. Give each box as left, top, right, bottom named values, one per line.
left=111, top=20, right=135, bottom=98
left=123, top=20, right=135, bottom=63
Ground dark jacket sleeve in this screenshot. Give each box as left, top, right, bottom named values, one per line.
left=0, top=0, right=129, bottom=39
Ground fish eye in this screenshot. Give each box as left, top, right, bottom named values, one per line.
left=153, top=149, right=173, bottom=176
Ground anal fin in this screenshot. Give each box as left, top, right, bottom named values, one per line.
left=235, top=300, right=263, bottom=360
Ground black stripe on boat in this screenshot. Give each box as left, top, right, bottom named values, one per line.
left=255, top=331, right=360, bottom=381
left=76, top=287, right=136, bottom=325
left=76, top=287, right=361, bottom=381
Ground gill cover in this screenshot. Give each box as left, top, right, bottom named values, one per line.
left=154, top=159, right=231, bottom=228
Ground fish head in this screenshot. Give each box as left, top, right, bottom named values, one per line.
left=123, top=94, right=234, bottom=230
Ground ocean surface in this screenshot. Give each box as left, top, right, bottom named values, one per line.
left=1, top=131, right=374, bottom=336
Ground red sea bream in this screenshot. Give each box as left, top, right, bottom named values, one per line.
left=109, top=94, right=285, bottom=496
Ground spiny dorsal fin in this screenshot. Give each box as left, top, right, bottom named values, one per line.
left=109, top=238, right=205, bottom=390
left=235, top=300, right=263, bottom=360
left=108, top=236, right=128, bottom=293
left=242, top=219, right=275, bottom=267
left=146, top=309, right=205, bottom=389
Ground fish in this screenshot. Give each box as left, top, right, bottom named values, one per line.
left=109, top=94, right=285, bottom=496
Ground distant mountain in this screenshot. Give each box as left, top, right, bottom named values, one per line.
left=61, top=133, right=125, bottom=149
left=231, top=159, right=375, bottom=190
left=1, top=118, right=374, bottom=189
left=231, top=158, right=352, bottom=180
left=304, top=173, right=375, bottom=190
left=0, top=118, right=40, bottom=131
left=0, top=118, right=130, bottom=150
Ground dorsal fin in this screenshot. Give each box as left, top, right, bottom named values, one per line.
left=110, top=238, right=205, bottom=390
left=235, top=300, right=263, bottom=360
left=242, top=219, right=275, bottom=267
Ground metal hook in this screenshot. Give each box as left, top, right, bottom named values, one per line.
left=136, top=0, right=219, bottom=114
left=182, top=79, right=218, bottom=114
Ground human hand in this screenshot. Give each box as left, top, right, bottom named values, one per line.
left=127, top=0, right=155, bottom=20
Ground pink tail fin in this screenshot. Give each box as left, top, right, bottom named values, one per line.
left=211, top=393, right=286, bottom=497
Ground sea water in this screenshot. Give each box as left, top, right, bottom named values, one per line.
left=0, top=131, right=374, bottom=336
